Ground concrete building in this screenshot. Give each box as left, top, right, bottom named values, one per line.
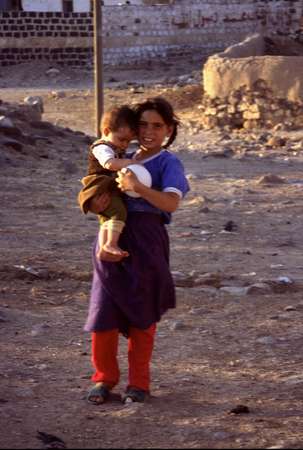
left=0, top=0, right=302, bottom=67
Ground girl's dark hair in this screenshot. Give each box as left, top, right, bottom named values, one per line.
left=134, top=97, right=180, bottom=148
left=101, top=105, right=136, bottom=134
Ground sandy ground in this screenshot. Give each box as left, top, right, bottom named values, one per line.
left=1, top=61, right=303, bottom=449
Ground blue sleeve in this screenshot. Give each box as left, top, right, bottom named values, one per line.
left=161, top=154, right=190, bottom=197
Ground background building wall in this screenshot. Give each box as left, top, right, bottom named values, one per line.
left=0, top=0, right=302, bottom=67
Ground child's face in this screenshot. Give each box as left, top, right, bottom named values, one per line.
left=138, top=110, right=173, bottom=153
left=104, top=126, right=135, bottom=152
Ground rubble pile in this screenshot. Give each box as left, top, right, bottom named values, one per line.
left=199, top=79, right=303, bottom=131
left=0, top=96, right=92, bottom=165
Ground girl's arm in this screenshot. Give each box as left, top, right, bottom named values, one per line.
left=116, top=170, right=180, bottom=212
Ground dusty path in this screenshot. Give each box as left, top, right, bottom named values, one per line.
left=1, top=63, right=303, bottom=449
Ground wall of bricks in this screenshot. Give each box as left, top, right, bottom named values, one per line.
left=0, top=0, right=302, bottom=67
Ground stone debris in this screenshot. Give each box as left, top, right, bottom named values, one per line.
left=228, top=404, right=250, bottom=415
left=23, top=96, right=44, bottom=114
left=199, top=77, right=303, bottom=131
left=0, top=96, right=94, bottom=166
left=256, top=174, right=287, bottom=185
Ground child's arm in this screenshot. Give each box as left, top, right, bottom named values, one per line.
left=104, top=158, right=136, bottom=171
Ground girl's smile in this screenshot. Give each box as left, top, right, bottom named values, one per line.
left=138, top=110, right=173, bottom=156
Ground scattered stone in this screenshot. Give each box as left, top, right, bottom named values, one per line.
left=283, top=375, right=303, bottom=386
left=257, top=174, right=286, bottom=185
left=50, top=91, right=66, bottom=100
left=0, top=136, right=23, bottom=151
left=169, top=320, right=186, bottom=331
left=36, top=431, right=66, bottom=449
left=23, top=96, right=44, bottom=114
left=266, top=136, right=287, bottom=148
left=171, top=271, right=195, bottom=287
left=245, top=283, right=272, bottom=295
left=256, top=336, right=276, bottom=345
left=223, top=220, right=238, bottom=232
left=0, top=116, right=14, bottom=128
left=186, top=173, right=198, bottom=180
left=228, top=404, right=250, bottom=414
left=284, top=305, right=296, bottom=312
left=31, top=323, right=51, bottom=337
left=219, top=286, right=249, bottom=296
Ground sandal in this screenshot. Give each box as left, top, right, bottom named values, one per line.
left=87, top=383, right=111, bottom=405
left=121, top=387, right=149, bottom=404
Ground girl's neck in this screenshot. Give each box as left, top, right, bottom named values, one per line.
left=135, top=145, right=163, bottom=161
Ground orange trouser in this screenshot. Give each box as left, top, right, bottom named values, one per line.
left=91, top=324, right=156, bottom=392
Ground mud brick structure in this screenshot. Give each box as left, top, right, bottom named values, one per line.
left=0, top=0, right=302, bottom=67
left=201, top=33, right=303, bottom=130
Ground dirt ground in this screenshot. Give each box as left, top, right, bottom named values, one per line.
left=1, top=60, right=303, bottom=450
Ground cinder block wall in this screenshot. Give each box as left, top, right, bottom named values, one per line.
left=0, top=0, right=302, bottom=67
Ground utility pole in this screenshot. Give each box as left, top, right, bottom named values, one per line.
left=93, top=0, right=104, bottom=137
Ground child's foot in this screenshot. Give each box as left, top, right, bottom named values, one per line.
left=102, top=243, right=129, bottom=257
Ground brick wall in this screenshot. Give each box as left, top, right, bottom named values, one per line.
left=0, top=0, right=302, bottom=67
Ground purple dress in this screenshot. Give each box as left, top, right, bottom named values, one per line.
left=84, top=150, right=189, bottom=335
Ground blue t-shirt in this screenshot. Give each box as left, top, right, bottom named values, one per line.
left=125, top=149, right=190, bottom=224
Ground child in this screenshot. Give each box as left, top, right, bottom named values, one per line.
left=78, top=105, right=138, bottom=257
left=84, top=97, right=190, bottom=405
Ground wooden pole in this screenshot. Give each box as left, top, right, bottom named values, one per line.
left=93, top=0, right=104, bottom=138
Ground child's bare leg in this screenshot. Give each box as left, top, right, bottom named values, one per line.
left=96, top=225, right=107, bottom=259
left=103, top=220, right=129, bottom=257
left=103, top=230, right=129, bottom=257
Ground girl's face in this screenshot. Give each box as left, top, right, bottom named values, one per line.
left=138, top=110, right=173, bottom=154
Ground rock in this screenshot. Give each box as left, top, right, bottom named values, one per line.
left=0, top=116, right=14, bottom=128
left=186, top=173, right=198, bottom=180
left=223, top=220, right=238, bottom=232
left=31, top=323, right=51, bottom=336
left=256, top=336, right=276, bottom=345
left=284, top=305, right=296, bottom=312
left=50, top=91, right=66, bottom=100
left=23, top=96, right=44, bottom=114
left=0, top=125, right=23, bottom=139
left=0, top=136, right=23, bottom=151
left=266, top=136, right=287, bottom=147
left=228, top=404, right=250, bottom=414
left=171, top=271, right=195, bottom=287
left=245, top=283, right=272, bottom=295
left=169, top=320, right=186, bottom=331
left=283, top=375, right=303, bottom=386
left=219, top=286, right=249, bottom=296
left=257, top=174, right=286, bottom=185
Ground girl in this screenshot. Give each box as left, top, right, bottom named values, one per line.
left=85, top=97, right=190, bottom=404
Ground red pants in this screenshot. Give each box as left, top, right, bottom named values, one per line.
left=91, top=324, right=156, bottom=392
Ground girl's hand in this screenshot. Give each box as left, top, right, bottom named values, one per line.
left=116, top=169, right=141, bottom=194
left=97, top=248, right=125, bottom=262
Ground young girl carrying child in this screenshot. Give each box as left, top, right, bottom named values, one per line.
left=84, top=97, right=190, bottom=404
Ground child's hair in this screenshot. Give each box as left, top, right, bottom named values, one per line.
left=100, top=105, right=137, bottom=134
left=134, top=97, right=180, bottom=148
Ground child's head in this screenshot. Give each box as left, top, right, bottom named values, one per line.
left=101, top=105, right=137, bottom=151
left=134, top=97, right=180, bottom=150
